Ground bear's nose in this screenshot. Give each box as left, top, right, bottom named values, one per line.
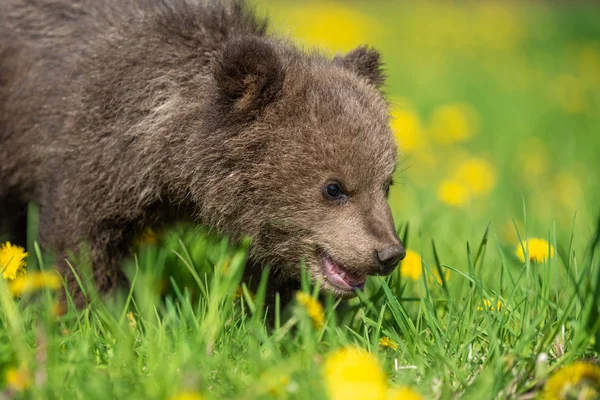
left=376, top=245, right=406, bottom=275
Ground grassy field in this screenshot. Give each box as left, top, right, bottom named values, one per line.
left=2, top=1, right=600, bottom=399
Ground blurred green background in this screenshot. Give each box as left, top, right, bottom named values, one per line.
left=250, top=0, right=600, bottom=279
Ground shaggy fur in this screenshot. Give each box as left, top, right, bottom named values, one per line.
left=0, top=0, right=403, bottom=305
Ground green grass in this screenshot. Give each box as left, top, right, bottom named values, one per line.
left=1, top=1, right=600, bottom=399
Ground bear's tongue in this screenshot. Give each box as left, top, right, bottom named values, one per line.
left=321, top=253, right=366, bottom=290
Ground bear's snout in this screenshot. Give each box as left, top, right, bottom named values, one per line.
left=374, top=244, right=406, bottom=276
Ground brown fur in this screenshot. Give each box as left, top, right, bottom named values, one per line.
left=0, top=0, right=403, bottom=304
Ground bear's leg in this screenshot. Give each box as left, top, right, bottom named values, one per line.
left=38, top=198, right=128, bottom=308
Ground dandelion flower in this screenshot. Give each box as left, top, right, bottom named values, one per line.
left=169, top=392, right=205, bottom=400
left=127, top=312, right=137, bottom=331
left=437, top=180, right=471, bottom=208
left=516, top=238, right=554, bottom=263
left=391, top=108, right=425, bottom=152
left=428, top=269, right=450, bottom=286
left=9, top=271, right=61, bottom=297
left=541, top=361, right=600, bottom=400
left=260, top=371, right=291, bottom=397
left=136, top=227, right=158, bottom=245
left=477, top=298, right=507, bottom=312
left=323, top=347, right=387, bottom=400
left=452, top=157, right=497, bottom=196
left=296, top=291, right=325, bottom=329
left=5, top=366, right=31, bottom=392
left=378, top=336, right=398, bottom=351
left=287, top=3, right=377, bottom=53
left=234, top=285, right=255, bottom=301
left=400, top=250, right=422, bottom=281
left=0, top=241, right=27, bottom=280
left=429, top=103, right=479, bottom=144
left=387, top=386, right=423, bottom=400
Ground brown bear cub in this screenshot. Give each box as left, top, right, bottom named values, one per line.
left=0, top=0, right=405, bottom=305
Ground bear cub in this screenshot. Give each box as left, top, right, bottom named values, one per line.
left=0, top=0, right=405, bottom=305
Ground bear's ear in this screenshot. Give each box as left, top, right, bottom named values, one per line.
left=213, top=36, right=285, bottom=120
left=334, top=46, right=385, bottom=88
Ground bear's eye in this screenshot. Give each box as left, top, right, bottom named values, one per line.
left=323, top=182, right=346, bottom=201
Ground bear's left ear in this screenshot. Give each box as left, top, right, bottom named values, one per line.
left=213, top=36, right=285, bottom=121
left=334, top=46, right=385, bottom=88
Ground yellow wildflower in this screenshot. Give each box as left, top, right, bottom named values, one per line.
left=541, top=361, right=600, bottom=400
left=429, top=103, right=478, bottom=144
left=437, top=180, right=471, bottom=208
left=391, top=108, right=425, bottom=152
left=9, top=271, right=62, bottom=297
left=0, top=241, right=27, bottom=280
left=323, top=347, right=387, bottom=400
left=296, top=291, right=325, bottom=329
left=51, top=301, right=66, bottom=318
left=515, top=238, right=554, bottom=263
left=428, top=269, right=450, bottom=286
left=234, top=285, right=255, bottom=301
left=477, top=298, right=507, bottom=312
left=287, top=3, right=377, bottom=53
left=452, top=157, right=496, bottom=196
left=378, top=336, right=398, bottom=351
left=400, top=250, right=422, bottom=281
left=136, top=227, right=158, bottom=245
left=260, top=370, right=290, bottom=397
left=127, top=312, right=137, bottom=331
left=387, top=386, right=423, bottom=400
left=168, top=392, right=205, bottom=400
left=5, top=366, right=31, bottom=392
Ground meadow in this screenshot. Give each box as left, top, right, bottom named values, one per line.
left=1, top=1, right=600, bottom=399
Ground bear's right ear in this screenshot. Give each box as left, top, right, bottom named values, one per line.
left=334, top=46, right=385, bottom=88
left=213, top=36, right=285, bottom=120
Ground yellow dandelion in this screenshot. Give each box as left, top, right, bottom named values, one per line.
left=323, top=347, right=387, bottom=400
left=390, top=108, right=425, bottom=153
left=234, top=285, right=255, bottom=301
left=51, top=301, right=66, bottom=318
left=1, top=241, right=28, bottom=280
left=127, top=312, right=137, bottom=331
left=515, top=238, right=555, bottom=263
left=429, top=103, right=479, bottom=144
left=287, top=3, right=377, bottom=53
left=387, top=386, right=423, bottom=400
left=168, top=392, right=205, bottom=400
left=136, top=227, right=158, bottom=246
left=296, top=291, right=325, bottom=329
left=5, top=366, right=31, bottom=392
left=477, top=298, right=507, bottom=312
left=541, top=361, right=600, bottom=400
left=9, top=271, right=62, bottom=297
left=428, top=269, right=450, bottom=286
left=437, top=180, right=471, bottom=208
left=378, top=336, right=398, bottom=351
left=452, top=157, right=496, bottom=196
left=400, top=250, right=422, bottom=281
left=260, top=371, right=291, bottom=397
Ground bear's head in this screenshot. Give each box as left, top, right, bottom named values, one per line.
left=207, top=36, right=405, bottom=297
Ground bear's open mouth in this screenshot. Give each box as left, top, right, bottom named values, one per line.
left=320, top=251, right=366, bottom=291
